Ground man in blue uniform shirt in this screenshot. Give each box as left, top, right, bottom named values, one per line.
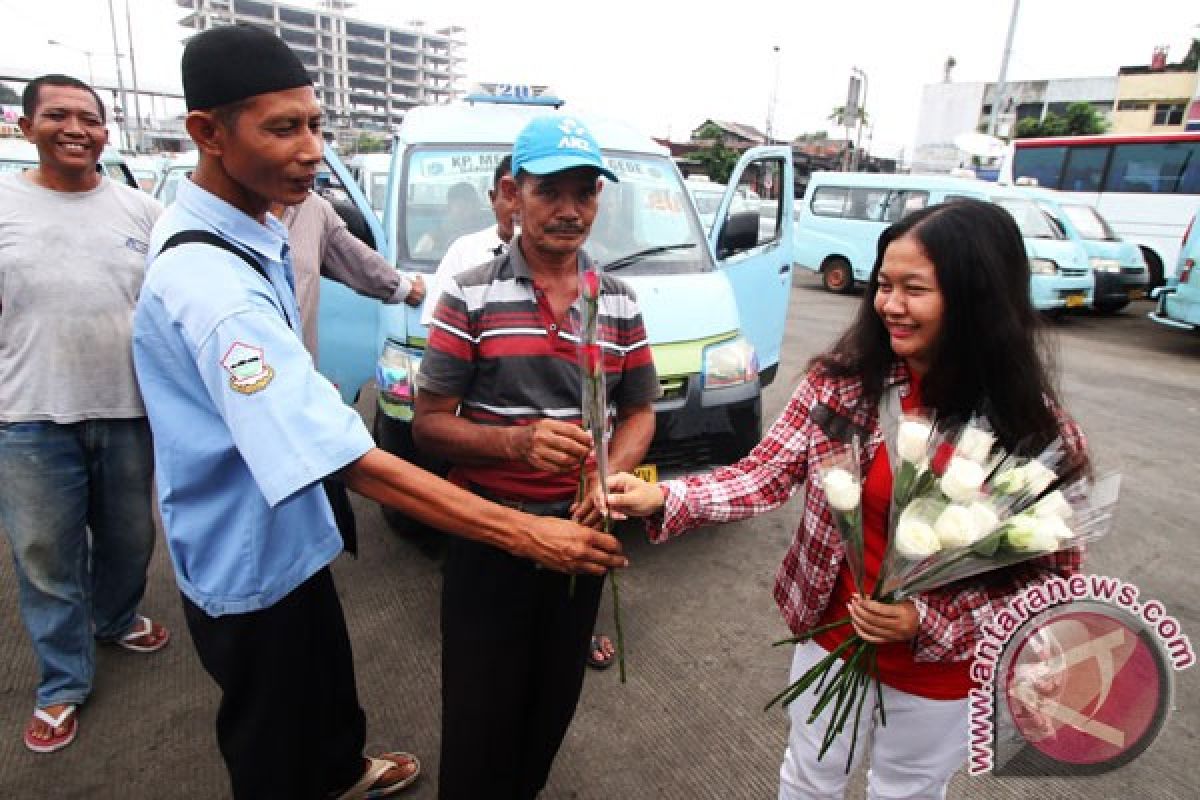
left=132, top=25, right=625, bottom=800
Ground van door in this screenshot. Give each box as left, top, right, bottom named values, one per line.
left=710, top=146, right=794, bottom=384
left=315, top=145, right=394, bottom=403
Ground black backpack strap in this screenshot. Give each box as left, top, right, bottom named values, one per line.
left=158, top=228, right=354, bottom=551
left=158, top=229, right=295, bottom=331
left=159, top=229, right=266, bottom=281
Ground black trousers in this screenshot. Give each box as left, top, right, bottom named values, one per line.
left=438, top=528, right=605, bottom=800
left=182, top=567, right=366, bottom=800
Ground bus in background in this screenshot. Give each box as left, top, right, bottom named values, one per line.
left=1000, top=132, right=1200, bottom=288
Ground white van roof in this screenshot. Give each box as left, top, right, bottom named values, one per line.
left=397, top=102, right=666, bottom=156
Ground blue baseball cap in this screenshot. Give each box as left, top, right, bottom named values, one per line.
left=512, top=115, right=618, bottom=182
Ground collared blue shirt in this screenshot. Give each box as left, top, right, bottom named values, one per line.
left=133, top=179, right=374, bottom=616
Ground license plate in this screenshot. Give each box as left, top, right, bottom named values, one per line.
left=1128, top=288, right=1146, bottom=301
left=633, top=464, right=658, bottom=483
left=1064, top=293, right=1085, bottom=308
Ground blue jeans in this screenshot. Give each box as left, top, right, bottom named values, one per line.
left=0, top=418, right=156, bottom=708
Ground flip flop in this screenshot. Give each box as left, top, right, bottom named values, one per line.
left=587, top=635, right=615, bottom=670
left=117, top=615, right=170, bottom=654
left=23, top=705, right=78, bottom=754
left=334, top=752, right=421, bottom=799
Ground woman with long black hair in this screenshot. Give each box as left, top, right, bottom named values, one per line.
left=607, top=199, right=1090, bottom=799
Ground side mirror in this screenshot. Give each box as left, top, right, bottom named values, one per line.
left=716, top=210, right=759, bottom=258
left=322, top=189, right=376, bottom=250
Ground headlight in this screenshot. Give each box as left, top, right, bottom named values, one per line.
left=1089, top=257, right=1121, bottom=273
left=1029, top=258, right=1058, bottom=276
left=703, top=337, right=758, bottom=390
left=376, top=340, right=422, bottom=405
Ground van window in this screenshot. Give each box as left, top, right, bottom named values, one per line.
left=1104, top=142, right=1200, bottom=194
left=1012, top=146, right=1066, bottom=189
left=810, top=186, right=926, bottom=223
left=365, top=174, right=388, bottom=215
left=1061, top=203, right=1117, bottom=241
left=994, top=197, right=1062, bottom=239
left=157, top=167, right=192, bottom=206
left=747, top=158, right=782, bottom=245
left=811, top=186, right=849, bottom=216
left=811, top=186, right=887, bottom=220
left=883, top=190, right=929, bottom=222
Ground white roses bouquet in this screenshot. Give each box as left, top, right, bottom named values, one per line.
left=767, top=415, right=1121, bottom=772
left=816, top=438, right=866, bottom=595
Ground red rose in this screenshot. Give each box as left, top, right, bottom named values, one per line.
left=581, top=269, right=600, bottom=300
left=931, top=441, right=956, bottom=475
left=582, top=343, right=603, bottom=374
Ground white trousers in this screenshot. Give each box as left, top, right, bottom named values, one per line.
left=778, top=642, right=968, bottom=800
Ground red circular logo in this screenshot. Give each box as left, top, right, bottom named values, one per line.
left=1003, top=606, right=1170, bottom=770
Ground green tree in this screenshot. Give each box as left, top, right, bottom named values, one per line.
left=691, top=138, right=739, bottom=183
left=694, top=122, right=725, bottom=141
left=1061, top=102, right=1109, bottom=135
left=1015, top=103, right=1108, bottom=138
left=353, top=133, right=388, bottom=154
left=828, top=105, right=869, bottom=127
left=0, top=83, right=20, bottom=106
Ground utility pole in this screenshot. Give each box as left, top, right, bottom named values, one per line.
left=841, top=72, right=861, bottom=171
left=987, top=0, right=1021, bottom=138
left=105, top=0, right=132, bottom=150
left=765, top=45, right=781, bottom=145
left=851, top=66, right=868, bottom=170
left=125, top=0, right=144, bottom=152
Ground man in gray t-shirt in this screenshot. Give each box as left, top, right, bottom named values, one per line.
left=0, top=74, right=169, bottom=755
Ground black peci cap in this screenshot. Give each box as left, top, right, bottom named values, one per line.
left=182, top=24, right=312, bottom=111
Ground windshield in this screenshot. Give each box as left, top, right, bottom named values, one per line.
left=690, top=189, right=723, bottom=215
left=400, top=147, right=712, bottom=275
left=995, top=198, right=1062, bottom=239
left=368, top=174, right=388, bottom=216
left=1061, top=203, right=1117, bottom=241
left=157, top=167, right=191, bottom=206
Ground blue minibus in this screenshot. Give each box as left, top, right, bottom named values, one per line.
left=793, top=172, right=1093, bottom=310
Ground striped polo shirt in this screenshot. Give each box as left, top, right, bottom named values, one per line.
left=416, top=239, right=661, bottom=503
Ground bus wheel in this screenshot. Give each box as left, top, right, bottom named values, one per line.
left=1140, top=247, right=1164, bottom=291
left=822, top=257, right=854, bottom=294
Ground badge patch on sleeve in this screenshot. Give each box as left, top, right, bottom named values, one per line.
left=221, top=342, right=275, bottom=394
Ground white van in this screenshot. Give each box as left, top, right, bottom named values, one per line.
left=316, top=86, right=796, bottom=530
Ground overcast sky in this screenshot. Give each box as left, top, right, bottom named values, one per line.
left=1, top=0, right=1196, bottom=157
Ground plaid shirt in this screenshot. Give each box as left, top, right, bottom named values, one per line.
left=648, top=362, right=1087, bottom=663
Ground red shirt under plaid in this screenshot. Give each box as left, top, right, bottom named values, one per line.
left=647, top=361, right=1087, bottom=667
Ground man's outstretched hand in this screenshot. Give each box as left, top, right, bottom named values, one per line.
left=521, top=514, right=627, bottom=575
